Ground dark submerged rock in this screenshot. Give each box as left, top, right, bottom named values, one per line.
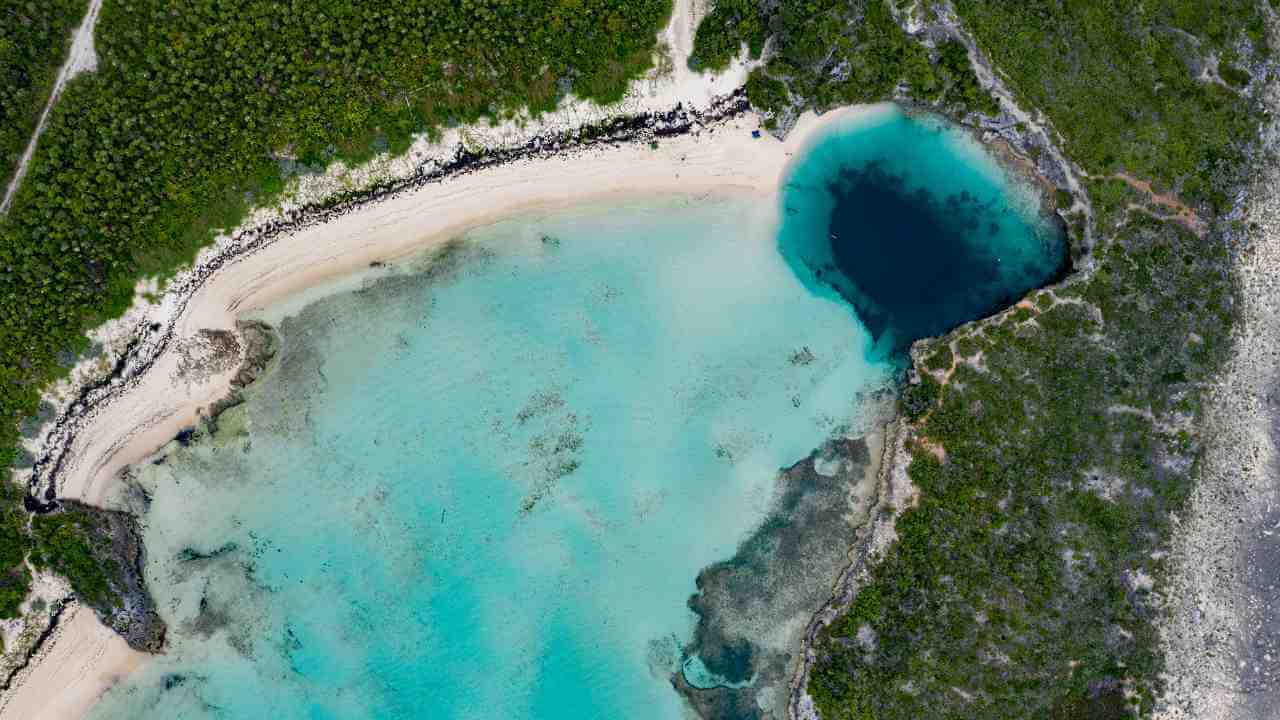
left=674, top=436, right=876, bottom=719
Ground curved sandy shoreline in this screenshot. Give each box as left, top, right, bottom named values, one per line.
left=58, top=102, right=895, bottom=510
left=2, top=95, right=898, bottom=718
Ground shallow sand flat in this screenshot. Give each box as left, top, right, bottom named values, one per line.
left=0, top=605, right=145, bottom=720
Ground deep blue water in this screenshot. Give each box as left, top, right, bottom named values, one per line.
left=779, top=109, right=1066, bottom=355
left=86, top=106, right=1064, bottom=720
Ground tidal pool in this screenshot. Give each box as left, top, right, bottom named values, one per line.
left=87, top=107, right=1063, bottom=720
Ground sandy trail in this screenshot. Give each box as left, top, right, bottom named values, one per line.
left=0, top=0, right=102, bottom=214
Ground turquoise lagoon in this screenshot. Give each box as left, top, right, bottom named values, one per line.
left=88, top=108, right=1064, bottom=720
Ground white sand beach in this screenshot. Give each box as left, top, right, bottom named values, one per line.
left=0, top=0, right=901, bottom=712
left=0, top=604, right=145, bottom=720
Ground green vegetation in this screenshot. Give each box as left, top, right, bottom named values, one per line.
left=688, top=0, right=768, bottom=72
left=0, top=0, right=673, bottom=617
left=745, top=67, right=790, bottom=115
left=932, top=40, right=998, bottom=117
left=0, top=0, right=85, bottom=185
left=0, top=482, right=32, bottom=617
left=811, top=208, right=1236, bottom=717
left=952, top=0, right=1267, bottom=209
left=922, top=344, right=953, bottom=373
left=801, top=1, right=1267, bottom=716
left=1220, top=62, right=1252, bottom=89
left=31, top=506, right=117, bottom=609
left=694, top=0, right=998, bottom=128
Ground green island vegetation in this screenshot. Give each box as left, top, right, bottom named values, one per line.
left=0, top=0, right=85, bottom=185
left=691, top=0, right=997, bottom=130
left=810, top=206, right=1235, bottom=717
left=952, top=0, right=1266, bottom=211
left=0, top=0, right=674, bottom=620
left=29, top=504, right=117, bottom=610
left=686, top=0, right=1269, bottom=717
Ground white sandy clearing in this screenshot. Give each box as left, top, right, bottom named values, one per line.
left=0, top=603, right=145, bottom=720
left=0, top=0, right=102, bottom=214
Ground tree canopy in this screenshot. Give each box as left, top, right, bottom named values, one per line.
left=0, top=0, right=85, bottom=185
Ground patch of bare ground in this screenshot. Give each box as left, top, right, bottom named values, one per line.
left=1155, top=22, right=1280, bottom=720
left=1111, top=172, right=1208, bottom=237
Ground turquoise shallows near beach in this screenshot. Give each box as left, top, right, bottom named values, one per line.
left=86, top=108, right=1064, bottom=720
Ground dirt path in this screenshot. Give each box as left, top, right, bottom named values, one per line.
left=0, top=0, right=102, bottom=214
left=1111, top=171, right=1207, bottom=236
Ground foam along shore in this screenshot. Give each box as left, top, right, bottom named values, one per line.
left=3, top=89, right=900, bottom=716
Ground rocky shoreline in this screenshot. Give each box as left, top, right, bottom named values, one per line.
left=673, top=422, right=891, bottom=720
left=786, top=417, right=916, bottom=720
left=51, top=501, right=165, bottom=653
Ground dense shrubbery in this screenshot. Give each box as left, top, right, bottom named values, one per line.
left=698, top=0, right=998, bottom=128
left=952, top=0, right=1266, bottom=209
left=30, top=507, right=116, bottom=609
left=811, top=207, right=1237, bottom=718
left=800, top=1, right=1266, bottom=718
left=0, top=0, right=672, bottom=616
left=0, top=482, right=32, bottom=617
left=688, top=0, right=768, bottom=72
left=0, top=0, right=85, bottom=185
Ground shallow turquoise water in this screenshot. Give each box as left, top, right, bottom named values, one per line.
left=88, top=107, right=1063, bottom=720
